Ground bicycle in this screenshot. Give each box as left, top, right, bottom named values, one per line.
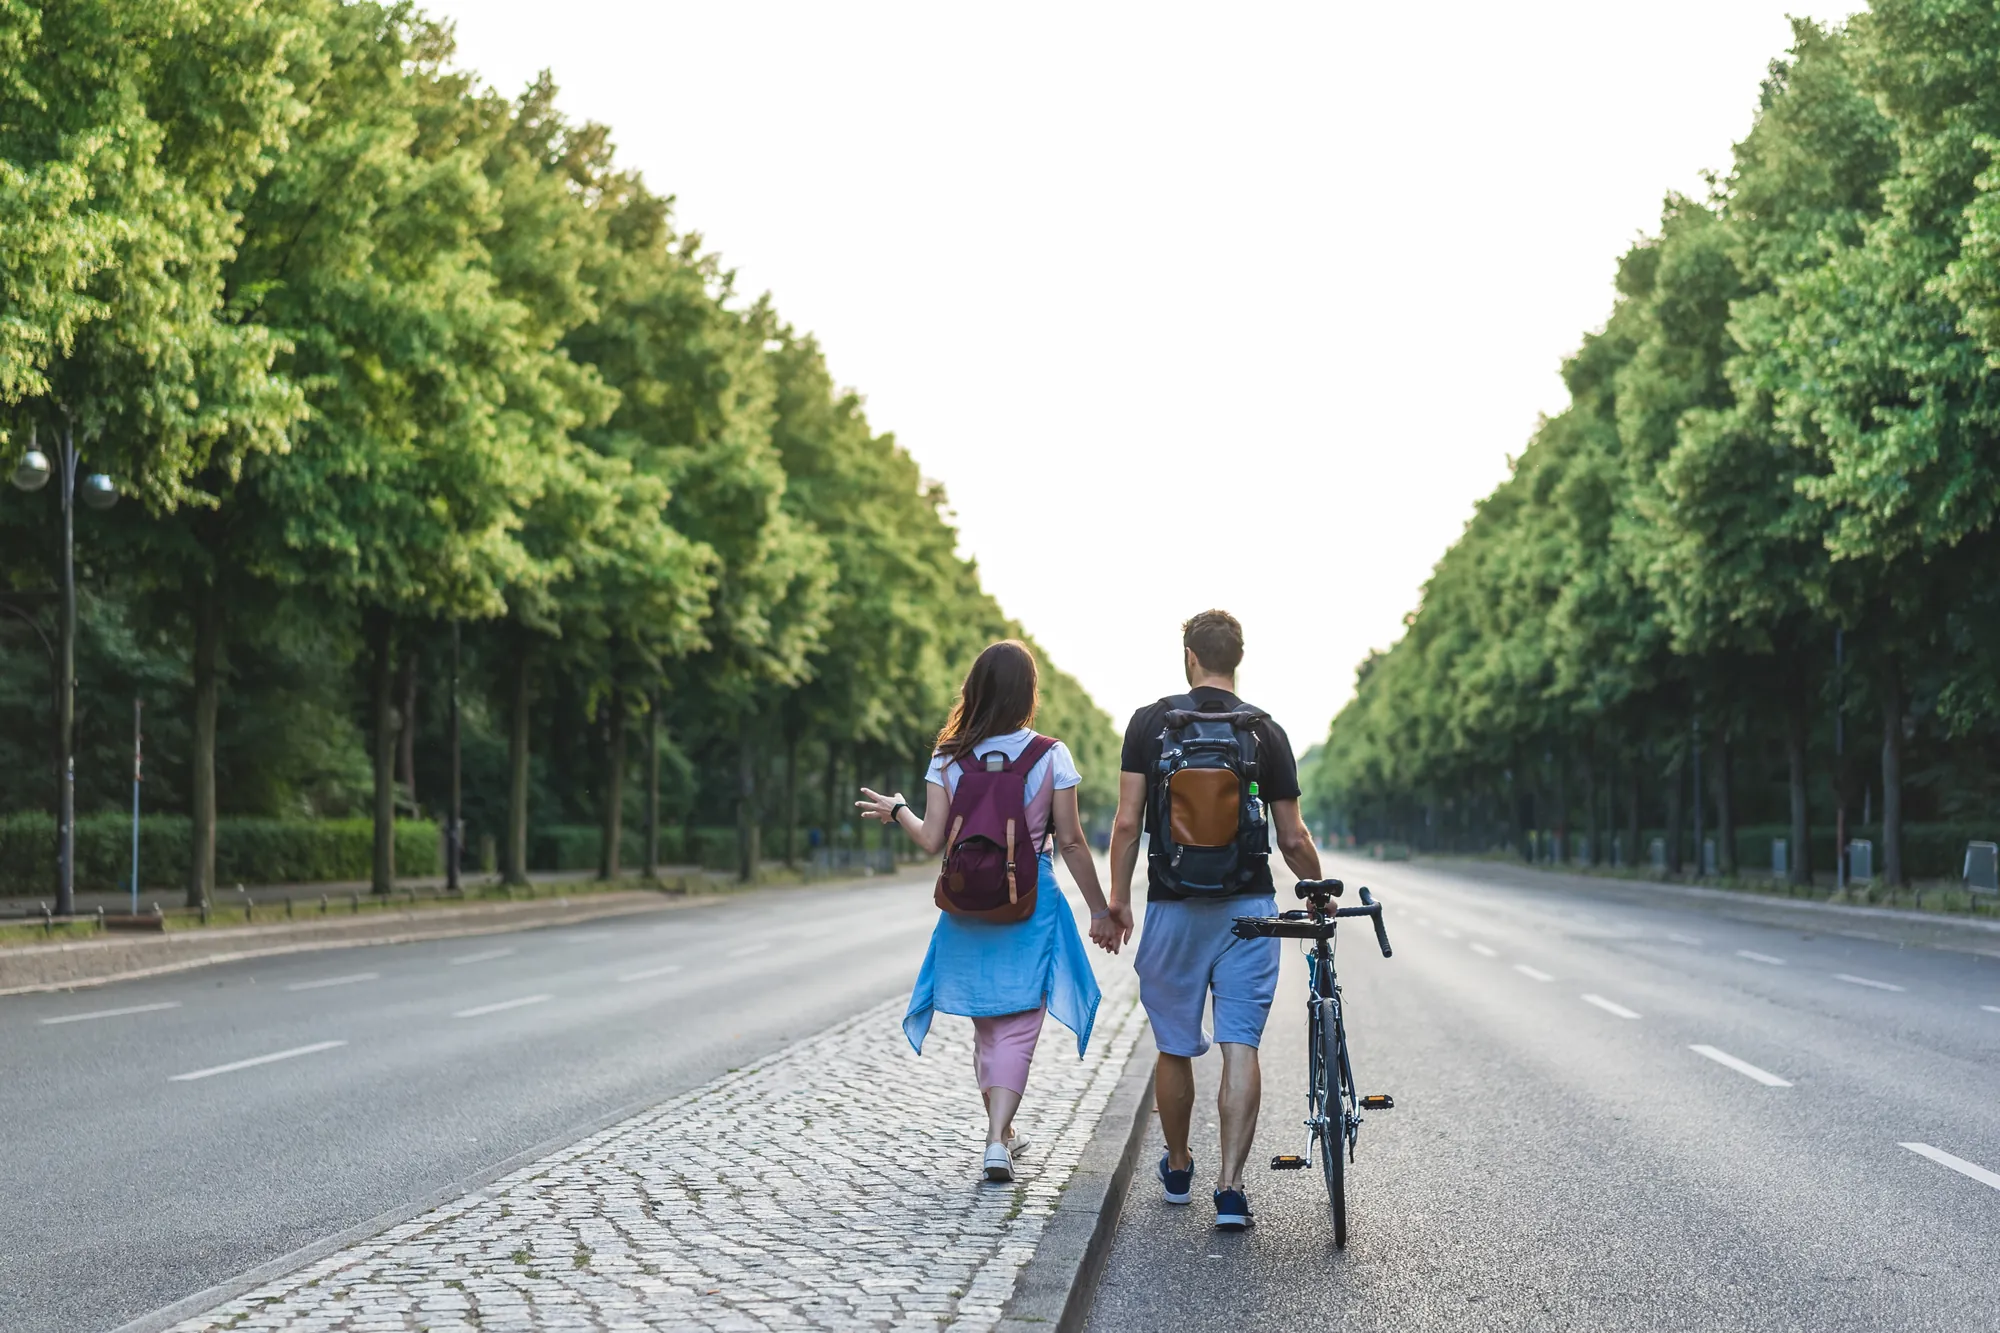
left=1230, top=877, right=1393, bottom=1246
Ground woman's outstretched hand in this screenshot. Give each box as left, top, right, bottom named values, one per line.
left=855, top=787, right=905, bottom=825
left=1089, top=903, right=1134, bottom=954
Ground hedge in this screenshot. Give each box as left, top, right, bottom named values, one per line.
left=530, top=825, right=791, bottom=873
left=0, top=814, right=440, bottom=896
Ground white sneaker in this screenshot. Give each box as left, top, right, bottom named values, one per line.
left=1006, top=1130, right=1031, bottom=1158
left=983, top=1143, right=1015, bottom=1182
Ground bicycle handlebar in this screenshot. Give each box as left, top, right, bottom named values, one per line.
left=1231, top=884, right=1394, bottom=958
left=1359, top=887, right=1393, bottom=958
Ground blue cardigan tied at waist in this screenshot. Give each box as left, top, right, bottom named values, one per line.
left=903, top=853, right=1102, bottom=1058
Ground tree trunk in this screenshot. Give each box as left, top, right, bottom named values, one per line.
left=1582, top=752, right=1599, bottom=865
left=783, top=733, right=799, bottom=867
left=1882, top=661, right=1905, bottom=887
left=599, top=687, right=625, bottom=880
left=644, top=686, right=660, bottom=880
left=1664, top=748, right=1685, bottom=875
left=505, top=641, right=532, bottom=885
left=368, top=611, right=397, bottom=894
left=822, top=741, right=839, bottom=839
left=1624, top=757, right=1641, bottom=871
left=736, top=720, right=759, bottom=882
left=396, top=647, right=419, bottom=815
left=1784, top=663, right=1813, bottom=886
left=186, top=585, right=221, bottom=909
left=1553, top=753, right=1568, bottom=862
left=1716, top=731, right=1737, bottom=875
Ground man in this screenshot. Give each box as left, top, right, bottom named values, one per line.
left=1104, top=609, right=1323, bottom=1230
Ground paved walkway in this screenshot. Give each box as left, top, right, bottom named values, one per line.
left=168, top=955, right=1144, bottom=1332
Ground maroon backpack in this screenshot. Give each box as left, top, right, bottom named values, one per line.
left=934, top=735, right=1058, bottom=923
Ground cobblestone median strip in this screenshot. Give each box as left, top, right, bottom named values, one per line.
left=171, top=960, right=1144, bottom=1332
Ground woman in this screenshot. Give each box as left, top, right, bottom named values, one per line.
left=857, top=639, right=1125, bottom=1183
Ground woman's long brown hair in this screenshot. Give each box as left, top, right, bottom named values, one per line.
left=935, top=640, right=1040, bottom=761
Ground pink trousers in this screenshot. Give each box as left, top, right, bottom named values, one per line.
left=971, top=1006, right=1046, bottom=1095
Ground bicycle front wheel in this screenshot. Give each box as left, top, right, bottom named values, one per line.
left=1316, top=995, right=1348, bottom=1245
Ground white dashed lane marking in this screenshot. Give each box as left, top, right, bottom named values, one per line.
left=1736, top=950, right=1786, bottom=965
left=1983, top=1004, right=2000, bottom=1014
left=450, top=948, right=515, bottom=966
left=1834, top=973, right=1905, bottom=992
left=1901, top=1143, right=2000, bottom=1192
left=170, top=1040, right=347, bottom=1082
left=39, top=1001, right=180, bottom=1025
left=728, top=942, right=771, bottom=959
left=285, top=972, right=379, bottom=992
left=1689, top=1044, right=1791, bottom=1087
left=1668, top=933, right=1703, bottom=946
left=454, top=995, right=552, bottom=1019
left=1438, top=928, right=1461, bottom=940
left=1513, top=964, right=1553, bottom=982
left=1581, top=994, right=1640, bottom=1019
left=1469, top=943, right=1498, bottom=958
left=619, top=964, right=684, bottom=983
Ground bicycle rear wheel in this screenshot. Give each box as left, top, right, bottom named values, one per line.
left=1316, top=995, right=1347, bottom=1245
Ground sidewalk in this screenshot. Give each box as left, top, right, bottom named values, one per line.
left=141, top=959, right=1148, bottom=1332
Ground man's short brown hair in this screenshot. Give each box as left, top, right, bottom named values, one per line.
left=1183, top=609, right=1244, bottom=676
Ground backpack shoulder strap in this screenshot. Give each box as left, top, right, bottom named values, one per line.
left=1014, top=734, right=1060, bottom=848
left=1011, top=733, right=1059, bottom=770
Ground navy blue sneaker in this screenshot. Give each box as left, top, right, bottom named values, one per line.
left=1214, top=1187, right=1255, bottom=1230
left=1158, top=1152, right=1194, bottom=1205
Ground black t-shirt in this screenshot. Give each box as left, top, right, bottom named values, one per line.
left=1121, top=685, right=1300, bottom=901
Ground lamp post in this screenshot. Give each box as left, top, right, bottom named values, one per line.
left=11, top=417, right=118, bottom=917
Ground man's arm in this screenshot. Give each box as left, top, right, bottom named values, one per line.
left=1271, top=798, right=1323, bottom=882
left=1106, top=770, right=1148, bottom=929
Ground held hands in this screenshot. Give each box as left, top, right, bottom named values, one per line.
left=855, top=787, right=905, bottom=825
left=1089, top=903, right=1134, bottom=955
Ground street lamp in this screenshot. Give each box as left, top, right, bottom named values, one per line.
left=11, top=418, right=118, bottom=917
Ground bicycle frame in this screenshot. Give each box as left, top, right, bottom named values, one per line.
left=1231, top=879, right=1391, bottom=1245
left=1301, top=933, right=1360, bottom=1170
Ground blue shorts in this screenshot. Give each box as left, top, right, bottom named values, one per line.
left=1133, top=894, right=1280, bottom=1058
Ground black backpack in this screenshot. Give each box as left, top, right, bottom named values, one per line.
left=1151, top=694, right=1270, bottom=895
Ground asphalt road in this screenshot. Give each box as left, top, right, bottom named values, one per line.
left=1087, top=853, right=2000, bottom=1333
left=0, top=870, right=941, bottom=1333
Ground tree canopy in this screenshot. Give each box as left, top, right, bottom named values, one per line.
left=1312, top=9, right=2000, bottom=888
left=0, top=0, right=1115, bottom=899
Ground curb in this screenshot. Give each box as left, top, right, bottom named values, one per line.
left=1381, top=857, right=2000, bottom=960
left=103, top=1070, right=729, bottom=1333
left=998, top=1022, right=1157, bottom=1333
left=1409, top=855, right=2000, bottom=934
left=0, top=893, right=692, bottom=997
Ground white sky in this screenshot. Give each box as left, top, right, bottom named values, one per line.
left=430, top=0, right=1859, bottom=749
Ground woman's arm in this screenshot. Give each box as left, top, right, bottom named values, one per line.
left=856, top=781, right=952, bottom=857
left=1052, top=786, right=1129, bottom=954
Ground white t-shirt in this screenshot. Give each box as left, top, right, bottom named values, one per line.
left=924, top=727, right=1081, bottom=802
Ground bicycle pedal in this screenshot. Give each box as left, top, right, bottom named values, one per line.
left=1269, top=1154, right=1307, bottom=1170
left=1360, top=1093, right=1395, bottom=1110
